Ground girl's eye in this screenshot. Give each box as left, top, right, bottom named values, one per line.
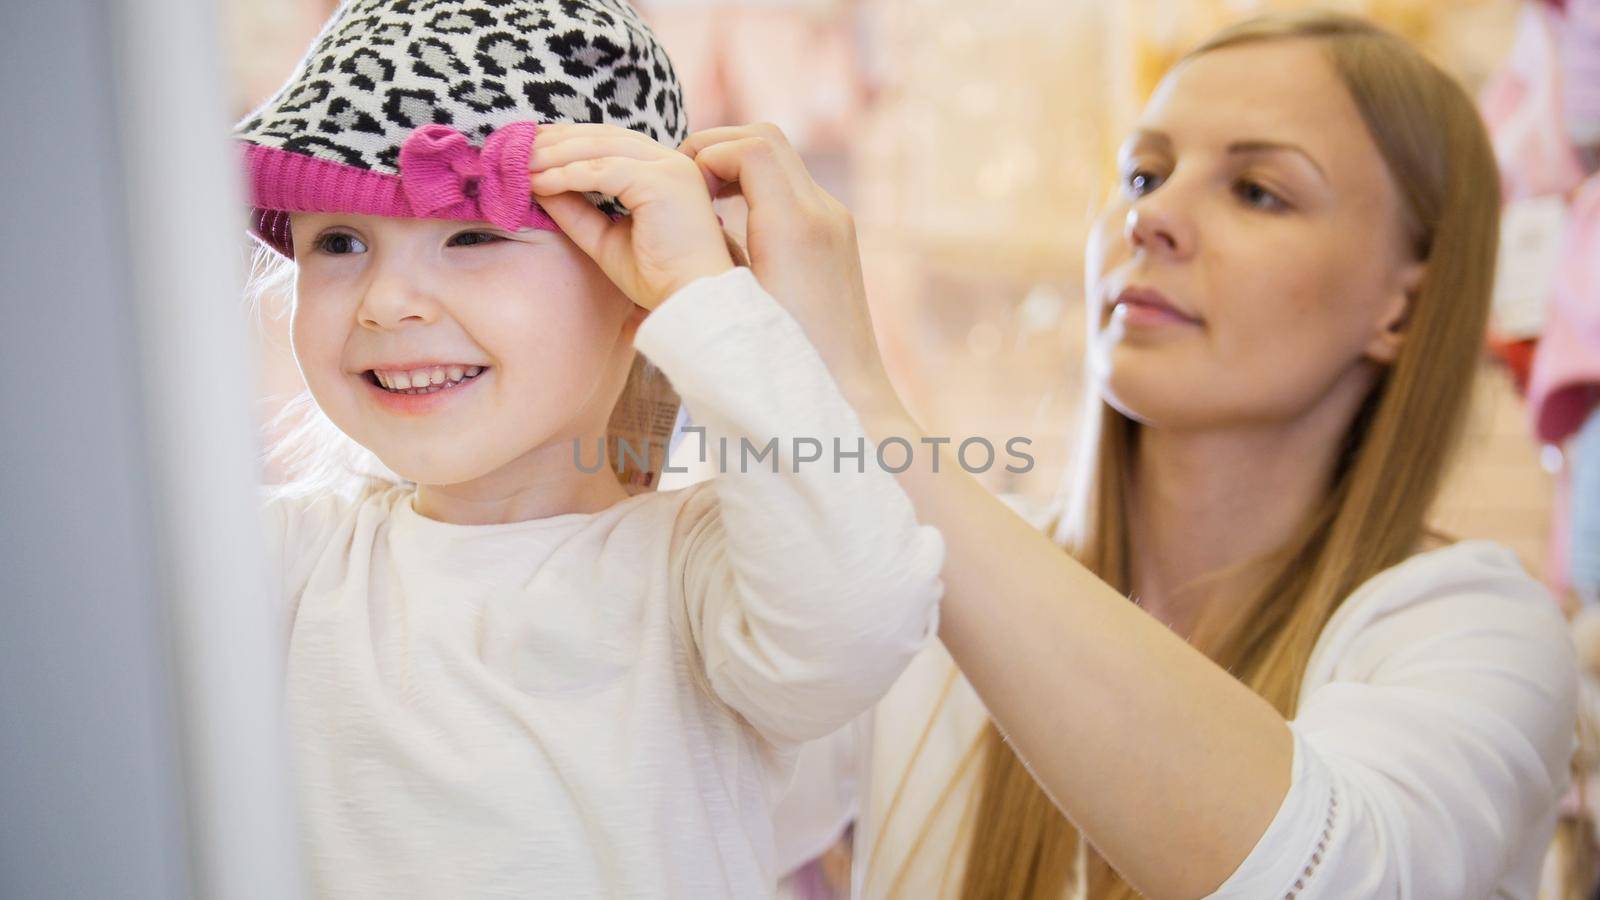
left=314, top=232, right=366, bottom=255
left=1235, top=179, right=1289, bottom=212
left=1123, top=169, right=1164, bottom=197
left=448, top=231, right=503, bottom=247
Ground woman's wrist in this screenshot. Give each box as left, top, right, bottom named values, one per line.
left=834, top=369, right=921, bottom=446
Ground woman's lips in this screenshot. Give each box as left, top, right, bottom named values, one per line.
left=361, top=366, right=489, bottom=415
left=1111, top=287, right=1203, bottom=328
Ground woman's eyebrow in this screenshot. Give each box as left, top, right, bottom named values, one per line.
left=1227, top=140, right=1328, bottom=182
left=1125, top=129, right=1328, bottom=184
left=1126, top=128, right=1172, bottom=152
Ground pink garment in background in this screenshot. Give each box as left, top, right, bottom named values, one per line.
left=1562, top=0, right=1600, bottom=146
left=1481, top=1, right=1590, bottom=201
left=1529, top=173, right=1600, bottom=446
left=1529, top=172, right=1600, bottom=597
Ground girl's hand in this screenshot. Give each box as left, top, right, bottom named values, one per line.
left=680, top=123, right=899, bottom=415
left=528, top=123, right=733, bottom=310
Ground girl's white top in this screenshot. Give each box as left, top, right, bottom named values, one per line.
left=855, top=507, right=1579, bottom=899
left=261, top=267, right=945, bottom=899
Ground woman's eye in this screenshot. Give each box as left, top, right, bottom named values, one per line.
left=314, top=233, right=366, bottom=255
left=1124, top=169, right=1163, bottom=197
left=448, top=231, right=503, bottom=247
left=1235, top=180, right=1289, bottom=212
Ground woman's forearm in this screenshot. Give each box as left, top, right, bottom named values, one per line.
left=850, top=392, right=1293, bottom=899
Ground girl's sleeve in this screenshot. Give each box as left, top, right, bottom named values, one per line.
left=633, top=266, right=946, bottom=746
left=258, top=486, right=352, bottom=610
left=1206, top=574, right=1579, bottom=899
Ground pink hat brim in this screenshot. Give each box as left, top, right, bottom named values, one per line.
left=240, top=123, right=559, bottom=258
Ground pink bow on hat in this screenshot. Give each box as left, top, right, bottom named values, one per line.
left=398, top=121, right=542, bottom=229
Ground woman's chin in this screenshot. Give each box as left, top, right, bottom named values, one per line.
left=1095, top=368, right=1219, bottom=431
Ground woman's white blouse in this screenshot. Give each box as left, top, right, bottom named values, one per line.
left=852, top=537, right=1579, bottom=900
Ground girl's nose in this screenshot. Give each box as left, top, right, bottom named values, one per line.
left=357, top=265, right=443, bottom=331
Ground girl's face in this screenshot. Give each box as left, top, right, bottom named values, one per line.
left=288, top=213, right=643, bottom=486
left=1085, top=39, right=1423, bottom=431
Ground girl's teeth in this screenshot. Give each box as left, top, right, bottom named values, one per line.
left=374, top=365, right=485, bottom=394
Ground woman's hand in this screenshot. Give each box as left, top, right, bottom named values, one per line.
left=680, top=123, right=900, bottom=416
left=528, top=123, right=733, bottom=310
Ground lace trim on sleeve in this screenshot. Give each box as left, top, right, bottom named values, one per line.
left=1283, top=782, right=1339, bottom=899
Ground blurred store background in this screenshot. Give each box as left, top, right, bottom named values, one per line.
left=234, top=0, right=1577, bottom=580
left=226, top=1, right=1600, bottom=895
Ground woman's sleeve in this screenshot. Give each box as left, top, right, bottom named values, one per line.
left=633, top=266, right=946, bottom=747
left=1207, top=579, right=1579, bottom=899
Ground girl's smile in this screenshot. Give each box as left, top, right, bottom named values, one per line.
left=360, top=364, right=492, bottom=417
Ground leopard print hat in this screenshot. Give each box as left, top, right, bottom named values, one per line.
left=236, top=0, right=687, bottom=257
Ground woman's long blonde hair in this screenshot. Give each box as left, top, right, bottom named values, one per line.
left=952, top=12, right=1502, bottom=899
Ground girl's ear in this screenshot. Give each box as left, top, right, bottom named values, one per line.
left=1365, top=260, right=1424, bottom=364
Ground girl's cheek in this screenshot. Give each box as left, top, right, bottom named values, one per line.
left=289, top=310, right=340, bottom=371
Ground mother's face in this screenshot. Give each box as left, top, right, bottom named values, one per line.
left=1085, top=39, right=1424, bottom=432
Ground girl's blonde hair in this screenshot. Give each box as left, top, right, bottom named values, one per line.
left=246, top=244, right=396, bottom=507
left=902, top=11, right=1505, bottom=899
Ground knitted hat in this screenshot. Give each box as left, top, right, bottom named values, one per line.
left=236, top=0, right=687, bottom=257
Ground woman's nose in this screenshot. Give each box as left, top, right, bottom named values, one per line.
left=1123, top=193, right=1195, bottom=260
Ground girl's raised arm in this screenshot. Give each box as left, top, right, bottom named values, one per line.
left=530, top=124, right=946, bottom=746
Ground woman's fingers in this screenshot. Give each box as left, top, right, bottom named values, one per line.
left=691, top=137, right=807, bottom=217
left=679, top=125, right=750, bottom=159
left=681, top=123, right=807, bottom=184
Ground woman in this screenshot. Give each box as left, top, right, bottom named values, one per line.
left=681, top=10, right=1579, bottom=899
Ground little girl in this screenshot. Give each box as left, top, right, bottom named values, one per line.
left=238, top=1, right=944, bottom=896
